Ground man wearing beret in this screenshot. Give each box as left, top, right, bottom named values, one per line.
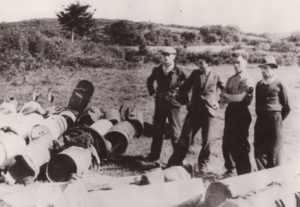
left=146, top=47, right=187, bottom=162
left=167, top=56, right=225, bottom=174
left=254, top=56, right=290, bottom=170
left=220, top=52, right=254, bottom=176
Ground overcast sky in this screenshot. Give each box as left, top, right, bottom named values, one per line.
left=1, top=0, right=300, bottom=34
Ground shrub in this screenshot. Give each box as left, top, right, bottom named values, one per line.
left=27, top=31, right=44, bottom=57
left=124, top=50, right=143, bottom=63
left=270, top=41, right=297, bottom=53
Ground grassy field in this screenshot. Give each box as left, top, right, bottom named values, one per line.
left=0, top=63, right=299, bottom=179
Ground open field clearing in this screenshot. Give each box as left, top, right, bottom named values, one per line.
left=124, top=45, right=234, bottom=53
left=160, top=26, right=199, bottom=33
left=0, top=63, right=299, bottom=199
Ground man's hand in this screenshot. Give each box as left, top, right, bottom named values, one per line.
left=149, top=91, right=156, bottom=96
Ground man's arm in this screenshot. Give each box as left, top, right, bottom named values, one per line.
left=279, top=81, right=291, bottom=120
left=223, top=76, right=254, bottom=104
left=217, top=75, right=225, bottom=91
left=255, top=83, right=259, bottom=115
left=146, top=68, right=157, bottom=96
left=176, top=70, right=196, bottom=104
left=223, top=92, right=247, bottom=102
left=179, top=68, right=188, bottom=83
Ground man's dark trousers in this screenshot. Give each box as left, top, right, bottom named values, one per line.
left=254, top=111, right=282, bottom=170
left=167, top=109, right=215, bottom=167
left=149, top=98, right=183, bottom=160
left=223, top=104, right=252, bottom=175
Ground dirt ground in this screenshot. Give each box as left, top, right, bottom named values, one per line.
left=0, top=63, right=299, bottom=193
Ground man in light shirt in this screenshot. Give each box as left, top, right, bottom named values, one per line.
left=221, top=52, right=254, bottom=176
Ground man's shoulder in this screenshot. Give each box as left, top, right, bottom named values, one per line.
left=242, top=72, right=253, bottom=80
left=191, top=68, right=200, bottom=74
left=174, top=65, right=185, bottom=73
left=153, top=64, right=163, bottom=70
left=227, top=74, right=236, bottom=82
left=150, top=64, right=163, bottom=76
left=236, top=72, right=254, bottom=83
left=210, top=70, right=221, bottom=78
left=256, top=79, right=264, bottom=85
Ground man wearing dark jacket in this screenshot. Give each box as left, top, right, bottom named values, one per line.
left=167, top=56, right=224, bottom=172
left=146, top=47, right=187, bottom=162
left=255, top=56, right=290, bottom=170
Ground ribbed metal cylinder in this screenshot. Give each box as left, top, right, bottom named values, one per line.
left=105, top=121, right=136, bottom=156
left=90, top=119, right=113, bottom=136
left=8, top=111, right=76, bottom=183
left=46, top=146, right=92, bottom=182
left=126, top=108, right=144, bottom=138
left=0, top=132, right=26, bottom=166
left=105, top=109, right=121, bottom=125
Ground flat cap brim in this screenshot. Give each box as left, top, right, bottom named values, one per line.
left=258, top=63, right=278, bottom=69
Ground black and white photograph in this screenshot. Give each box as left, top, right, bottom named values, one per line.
left=0, top=0, right=300, bottom=206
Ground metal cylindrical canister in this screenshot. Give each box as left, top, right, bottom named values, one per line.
left=104, top=121, right=136, bottom=156
left=105, top=109, right=121, bottom=125
left=0, top=132, right=26, bottom=166
left=67, top=80, right=94, bottom=114
left=22, top=135, right=53, bottom=173
left=8, top=113, right=73, bottom=184
left=90, top=119, right=113, bottom=137
left=0, top=113, right=44, bottom=142
left=119, top=105, right=128, bottom=121
left=17, top=113, right=44, bottom=140
left=126, top=108, right=144, bottom=138
left=29, top=113, right=73, bottom=141
left=76, top=113, right=94, bottom=126
left=0, top=144, right=6, bottom=166
left=140, top=168, right=164, bottom=185
left=90, top=119, right=113, bottom=154
left=7, top=133, right=53, bottom=184
left=46, top=146, right=92, bottom=182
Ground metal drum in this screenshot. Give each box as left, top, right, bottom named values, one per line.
left=0, top=132, right=26, bottom=166
left=105, top=121, right=136, bottom=156
left=46, top=146, right=92, bottom=182
left=105, top=109, right=121, bottom=125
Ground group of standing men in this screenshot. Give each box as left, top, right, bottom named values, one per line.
left=146, top=47, right=290, bottom=177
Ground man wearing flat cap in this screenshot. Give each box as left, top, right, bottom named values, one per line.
left=146, top=47, right=187, bottom=162
left=254, top=55, right=290, bottom=170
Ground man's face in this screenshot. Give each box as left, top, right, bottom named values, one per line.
left=196, top=59, right=209, bottom=73
left=260, top=65, right=275, bottom=79
left=233, top=56, right=246, bottom=73
left=162, top=53, right=176, bottom=67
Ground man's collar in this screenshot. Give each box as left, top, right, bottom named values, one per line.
left=205, top=68, right=211, bottom=76
left=261, top=75, right=277, bottom=84
left=161, top=64, right=175, bottom=75
left=235, top=70, right=246, bottom=78
left=200, top=67, right=211, bottom=76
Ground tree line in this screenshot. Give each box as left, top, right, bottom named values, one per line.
left=55, top=2, right=242, bottom=46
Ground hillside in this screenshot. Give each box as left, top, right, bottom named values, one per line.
left=0, top=17, right=299, bottom=81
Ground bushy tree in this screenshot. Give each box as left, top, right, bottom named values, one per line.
left=199, top=25, right=241, bottom=44
left=181, top=32, right=197, bottom=44
left=270, top=41, right=297, bottom=53
left=57, top=2, right=95, bottom=42
left=105, top=20, right=144, bottom=45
